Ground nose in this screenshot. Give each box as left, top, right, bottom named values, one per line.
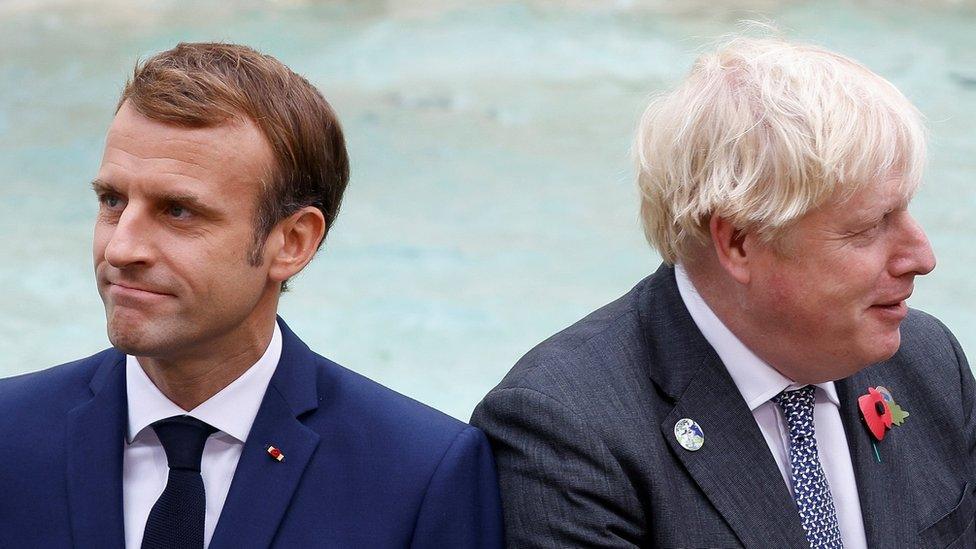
left=890, top=212, right=936, bottom=278
left=101, top=206, right=154, bottom=269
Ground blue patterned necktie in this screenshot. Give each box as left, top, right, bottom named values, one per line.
left=773, top=386, right=844, bottom=549
left=142, top=415, right=217, bottom=549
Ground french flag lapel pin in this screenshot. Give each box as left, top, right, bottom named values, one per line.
left=266, top=444, right=285, bottom=462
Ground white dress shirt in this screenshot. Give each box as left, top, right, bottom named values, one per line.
left=674, top=264, right=868, bottom=549
left=122, top=323, right=283, bottom=549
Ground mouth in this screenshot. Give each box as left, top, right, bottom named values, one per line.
left=868, top=291, right=912, bottom=319
left=873, top=290, right=913, bottom=309
left=107, top=281, right=173, bottom=299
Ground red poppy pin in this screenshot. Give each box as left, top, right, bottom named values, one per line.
left=857, top=386, right=909, bottom=461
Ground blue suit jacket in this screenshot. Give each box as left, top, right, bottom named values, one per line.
left=0, top=318, right=503, bottom=548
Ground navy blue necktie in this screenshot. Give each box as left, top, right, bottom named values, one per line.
left=773, top=386, right=844, bottom=549
left=142, top=415, right=217, bottom=549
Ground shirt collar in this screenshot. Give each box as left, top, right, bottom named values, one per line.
left=126, top=322, right=283, bottom=444
left=673, top=263, right=840, bottom=410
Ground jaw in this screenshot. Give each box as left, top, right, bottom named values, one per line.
left=861, top=322, right=903, bottom=364
left=105, top=307, right=158, bottom=355
left=733, top=316, right=903, bottom=384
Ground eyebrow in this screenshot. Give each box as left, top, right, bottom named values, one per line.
left=90, top=178, right=117, bottom=195
left=90, top=178, right=222, bottom=218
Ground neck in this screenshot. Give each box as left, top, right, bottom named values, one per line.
left=138, top=312, right=278, bottom=411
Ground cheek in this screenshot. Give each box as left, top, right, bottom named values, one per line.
left=92, top=224, right=110, bottom=261
left=790, top=264, right=880, bottom=337
left=756, top=267, right=803, bottom=308
left=178, top=231, right=263, bottom=296
left=823, top=254, right=885, bottom=306
left=755, top=265, right=842, bottom=329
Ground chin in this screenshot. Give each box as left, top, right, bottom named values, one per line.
left=105, top=310, right=160, bottom=356
left=862, top=329, right=903, bottom=365
left=107, top=326, right=150, bottom=355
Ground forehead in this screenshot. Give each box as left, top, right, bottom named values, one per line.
left=98, top=103, right=274, bottom=200
left=817, top=174, right=915, bottom=224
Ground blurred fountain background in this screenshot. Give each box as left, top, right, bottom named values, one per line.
left=1, top=0, right=973, bottom=419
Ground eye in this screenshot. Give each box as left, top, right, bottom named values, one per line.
left=166, top=203, right=191, bottom=219
left=850, top=211, right=894, bottom=240
left=98, top=193, right=125, bottom=210
left=873, top=211, right=895, bottom=231
left=865, top=219, right=884, bottom=233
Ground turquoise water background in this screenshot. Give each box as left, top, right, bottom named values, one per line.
left=1, top=1, right=974, bottom=420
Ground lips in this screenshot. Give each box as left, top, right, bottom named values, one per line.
left=108, top=281, right=173, bottom=297
left=874, top=290, right=912, bottom=308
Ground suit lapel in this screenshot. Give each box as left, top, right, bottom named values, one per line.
left=836, top=373, right=915, bottom=547
left=660, top=354, right=809, bottom=547
left=65, top=351, right=127, bottom=549
left=639, top=266, right=807, bottom=547
left=209, top=319, right=321, bottom=549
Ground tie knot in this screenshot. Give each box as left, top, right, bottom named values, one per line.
left=151, top=415, right=217, bottom=472
left=772, top=385, right=817, bottom=438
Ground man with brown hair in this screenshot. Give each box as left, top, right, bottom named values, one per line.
left=0, top=43, right=502, bottom=548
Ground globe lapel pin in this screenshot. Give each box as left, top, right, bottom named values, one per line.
left=674, top=418, right=704, bottom=451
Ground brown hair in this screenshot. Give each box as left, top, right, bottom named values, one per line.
left=117, top=42, right=350, bottom=281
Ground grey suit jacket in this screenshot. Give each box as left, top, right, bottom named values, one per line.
left=472, top=264, right=976, bottom=548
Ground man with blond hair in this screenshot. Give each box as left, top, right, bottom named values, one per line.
left=0, top=43, right=502, bottom=548
left=473, top=36, right=975, bottom=548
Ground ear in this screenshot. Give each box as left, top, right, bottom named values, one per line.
left=266, top=206, right=326, bottom=284
left=708, top=214, right=750, bottom=284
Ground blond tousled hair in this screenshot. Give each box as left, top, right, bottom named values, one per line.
left=635, top=35, right=927, bottom=264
